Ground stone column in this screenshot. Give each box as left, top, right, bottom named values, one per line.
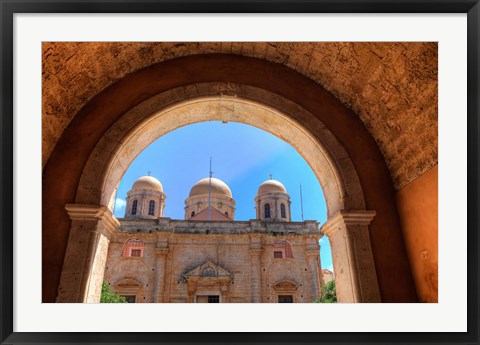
left=306, top=239, right=321, bottom=301
left=152, top=243, right=169, bottom=303
left=158, top=195, right=165, bottom=217
left=140, top=195, right=146, bottom=216
left=321, top=210, right=381, bottom=303
left=249, top=237, right=263, bottom=302
left=56, top=204, right=119, bottom=303
left=287, top=200, right=292, bottom=221
left=273, top=197, right=278, bottom=221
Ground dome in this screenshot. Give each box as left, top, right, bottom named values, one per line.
left=131, top=176, right=163, bottom=192
left=257, top=179, right=287, bottom=195
left=189, top=177, right=232, bottom=198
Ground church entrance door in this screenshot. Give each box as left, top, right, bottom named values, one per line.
left=196, top=295, right=220, bottom=303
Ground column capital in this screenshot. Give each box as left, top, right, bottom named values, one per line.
left=321, top=210, right=376, bottom=237
left=155, top=248, right=170, bottom=256
left=65, top=204, right=120, bottom=235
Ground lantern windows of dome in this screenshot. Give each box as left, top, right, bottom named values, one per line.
left=264, top=203, right=271, bottom=218
left=148, top=200, right=155, bottom=216
left=131, top=200, right=138, bottom=215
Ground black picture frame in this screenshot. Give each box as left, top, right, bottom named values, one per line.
left=1, top=1, right=479, bottom=344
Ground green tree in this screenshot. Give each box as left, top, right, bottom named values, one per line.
left=100, top=282, right=127, bottom=303
left=315, top=280, right=337, bottom=303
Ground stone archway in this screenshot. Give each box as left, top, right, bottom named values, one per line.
left=43, top=54, right=417, bottom=303
left=80, top=88, right=364, bottom=214
left=65, top=88, right=380, bottom=303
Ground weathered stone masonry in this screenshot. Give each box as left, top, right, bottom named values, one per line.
left=102, top=176, right=324, bottom=303
left=105, top=218, right=323, bottom=303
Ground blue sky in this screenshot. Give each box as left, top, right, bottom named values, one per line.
left=113, top=121, right=333, bottom=271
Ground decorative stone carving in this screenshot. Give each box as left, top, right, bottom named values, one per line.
left=182, top=261, right=233, bottom=303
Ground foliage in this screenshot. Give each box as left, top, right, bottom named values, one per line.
left=100, top=282, right=126, bottom=303
left=315, top=280, right=337, bottom=303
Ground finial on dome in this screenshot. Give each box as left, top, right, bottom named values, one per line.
left=269, top=173, right=272, bottom=180
left=147, top=170, right=151, bottom=176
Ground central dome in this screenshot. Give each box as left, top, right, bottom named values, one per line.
left=131, top=176, right=164, bottom=192
left=189, top=177, right=232, bottom=198
left=257, top=179, right=287, bottom=194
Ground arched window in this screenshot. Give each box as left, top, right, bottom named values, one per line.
left=225, top=212, right=229, bottom=217
left=148, top=200, right=155, bottom=216
left=131, top=200, right=138, bottom=215
left=122, top=238, right=144, bottom=257
left=273, top=240, right=293, bottom=259
left=191, top=211, right=195, bottom=217
left=264, top=203, right=271, bottom=218
left=202, top=267, right=215, bottom=277
left=281, top=203, right=286, bottom=218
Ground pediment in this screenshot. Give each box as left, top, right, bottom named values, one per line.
left=183, top=261, right=232, bottom=279
left=273, top=280, right=298, bottom=292
left=113, top=277, right=142, bottom=287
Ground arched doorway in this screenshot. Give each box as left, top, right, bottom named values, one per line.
left=43, top=54, right=417, bottom=303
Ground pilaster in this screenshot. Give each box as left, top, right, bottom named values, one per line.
left=305, top=238, right=321, bottom=301
left=321, top=210, right=381, bottom=303
left=249, top=236, right=263, bottom=303
left=152, top=240, right=169, bottom=302
left=56, top=204, right=119, bottom=303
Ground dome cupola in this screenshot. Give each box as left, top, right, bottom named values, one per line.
left=185, top=177, right=235, bottom=220
left=125, top=175, right=166, bottom=219
left=131, top=175, right=164, bottom=192
left=189, top=177, right=232, bottom=198
left=257, top=179, right=287, bottom=195
left=255, top=177, right=291, bottom=222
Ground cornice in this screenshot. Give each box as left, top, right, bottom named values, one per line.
left=321, top=210, right=376, bottom=237
left=65, top=203, right=120, bottom=234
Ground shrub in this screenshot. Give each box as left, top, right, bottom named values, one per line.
left=100, top=282, right=126, bottom=303
left=315, top=280, right=337, bottom=303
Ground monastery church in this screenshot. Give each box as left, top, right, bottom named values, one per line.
left=44, top=43, right=437, bottom=304
left=104, top=174, right=328, bottom=303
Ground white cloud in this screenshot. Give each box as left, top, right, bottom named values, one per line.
left=114, top=198, right=126, bottom=211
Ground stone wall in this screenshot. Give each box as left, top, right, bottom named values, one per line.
left=42, top=42, right=437, bottom=190
left=104, top=218, right=323, bottom=302
left=396, top=165, right=438, bottom=302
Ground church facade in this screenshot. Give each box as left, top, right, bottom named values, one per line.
left=103, top=176, right=325, bottom=303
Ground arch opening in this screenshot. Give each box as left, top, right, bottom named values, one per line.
left=61, top=86, right=380, bottom=303
left=107, top=120, right=335, bottom=303
left=76, top=92, right=366, bottom=218
left=112, top=121, right=327, bottom=222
